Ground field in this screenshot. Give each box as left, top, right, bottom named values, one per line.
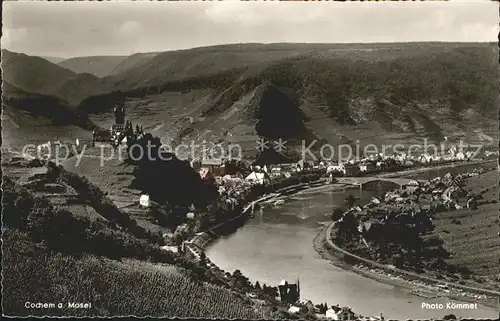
left=2, top=230, right=269, bottom=318
left=432, top=170, right=499, bottom=288
left=89, top=89, right=213, bottom=145
left=2, top=107, right=92, bottom=153
left=62, top=146, right=137, bottom=205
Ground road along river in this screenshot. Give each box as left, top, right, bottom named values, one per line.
left=206, top=162, right=498, bottom=319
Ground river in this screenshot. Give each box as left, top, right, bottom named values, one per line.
left=206, top=162, right=498, bottom=319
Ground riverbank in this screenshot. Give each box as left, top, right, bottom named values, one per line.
left=315, top=162, right=500, bottom=309
left=313, top=226, right=499, bottom=309
left=186, top=158, right=495, bottom=251
left=376, top=159, right=495, bottom=178
left=191, top=160, right=498, bottom=311
left=187, top=178, right=328, bottom=252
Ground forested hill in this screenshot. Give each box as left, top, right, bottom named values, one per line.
left=4, top=43, right=497, bottom=146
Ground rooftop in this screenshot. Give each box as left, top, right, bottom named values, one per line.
left=202, top=158, right=223, bottom=166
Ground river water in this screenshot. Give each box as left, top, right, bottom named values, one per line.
left=206, top=162, right=498, bottom=319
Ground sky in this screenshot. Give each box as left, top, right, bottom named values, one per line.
left=2, top=0, right=498, bottom=58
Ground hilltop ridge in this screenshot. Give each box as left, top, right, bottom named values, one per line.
left=3, top=43, right=498, bottom=151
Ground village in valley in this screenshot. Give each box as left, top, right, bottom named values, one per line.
left=3, top=84, right=498, bottom=320
left=5, top=102, right=497, bottom=321
left=3, top=2, right=499, bottom=319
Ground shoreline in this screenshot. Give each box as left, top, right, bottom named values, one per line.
left=313, top=226, right=499, bottom=309
left=318, top=162, right=500, bottom=309
left=187, top=178, right=328, bottom=251
left=376, top=159, right=495, bottom=178
left=187, top=160, right=498, bottom=309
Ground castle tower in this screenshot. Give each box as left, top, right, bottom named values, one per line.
left=114, top=105, right=125, bottom=125
left=278, top=279, right=300, bottom=304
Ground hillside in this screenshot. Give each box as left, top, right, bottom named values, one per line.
left=2, top=163, right=276, bottom=318
left=1, top=50, right=100, bottom=106
left=41, top=56, right=66, bottom=64
left=2, top=50, right=76, bottom=96
left=5, top=43, right=498, bottom=155
left=58, top=55, right=127, bottom=77
left=2, top=82, right=95, bottom=128
left=1, top=82, right=96, bottom=151
left=109, top=51, right=160, bottom=75
left=75, top=42, right=498, bottom=159
left=432, top=170, right=500, bottom=289
left=101, top=44, right=314, bottom=91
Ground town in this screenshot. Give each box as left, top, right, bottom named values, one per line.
left=3, top=2, right=498, bottom=319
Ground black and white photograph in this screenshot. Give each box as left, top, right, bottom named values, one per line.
left=2, top=0, right=499, bottom=319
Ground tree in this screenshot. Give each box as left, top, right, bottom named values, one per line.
left=345, top=194, right=356, bottom=208
left=443, top=314, right=457, bottom=320
left=337, top=211, right=359, bottom=241
left=331, top=207, right=344, bottom=221
left=255, top=281, right=261, bottom=290
left=265, top=286, right=279, bottom=298
left=127, top=132, right=218, bottom=208
left=233, top=269, right=242, bottom=278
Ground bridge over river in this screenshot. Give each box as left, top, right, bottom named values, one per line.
left=337, top=177, right=425, bottom=191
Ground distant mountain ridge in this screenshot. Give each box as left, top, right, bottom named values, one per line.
left=109, top=52, right=161, bottom=76
left=2, top=43, right=497, bottom=149
left=40, top=56, right=66, bottom=64
left=2, top=50, right=77, bottom=96
left=55, top=52, right=161, bottom=78
left=58, top=55, right=127, bottom=77
left=1, top=49, right=99, bottom=106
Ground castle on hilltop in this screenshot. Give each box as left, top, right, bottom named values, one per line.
left=92, top=104, right=143, bottom=148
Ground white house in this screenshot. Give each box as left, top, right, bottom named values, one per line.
left=160, top=245, right=179, bottom=253
left=405, top=180, right=420, bottom=193
left=418, top=154, right=434, bottom=164
left=245, top=172, right=267, bottom=185
left=139, top=194, right=150, bottom=207
left=327, top=164, right=344, bottom=173
left=404, top=160, right=414, bottom=167
left=456, top=151, right=465, bottom=160
left=325, top=307, right=356, bottom=321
